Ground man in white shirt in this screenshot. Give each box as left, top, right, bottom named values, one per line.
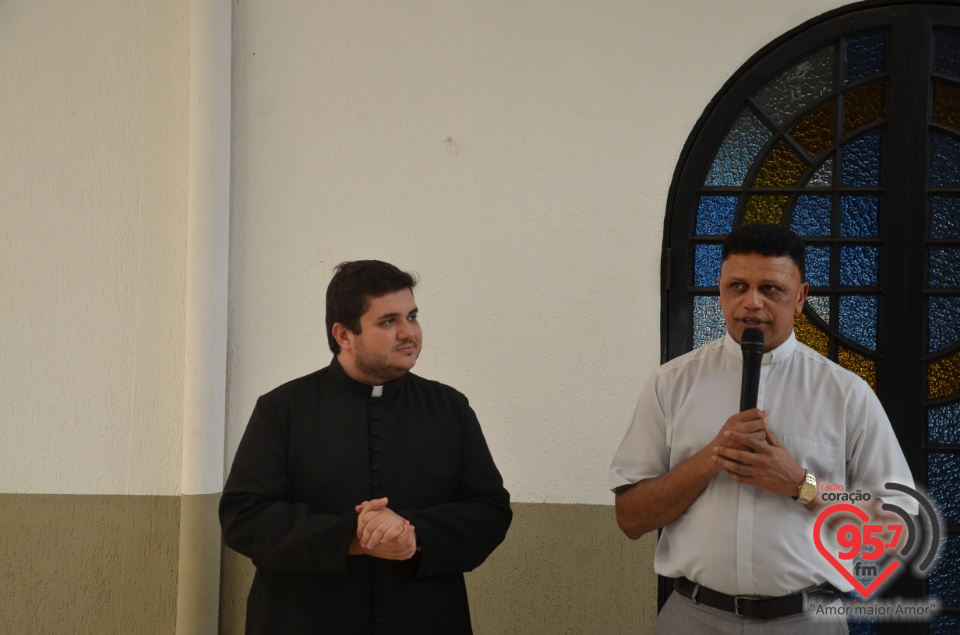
left=609, top=224, right=915, bottom=634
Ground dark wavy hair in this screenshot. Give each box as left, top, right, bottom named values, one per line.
left=325, top=260, right=418, bottom=354
left=721, top=224, right=806, bottom=280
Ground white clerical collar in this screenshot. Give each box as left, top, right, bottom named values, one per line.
left=371, top=385, right=383, bottom=398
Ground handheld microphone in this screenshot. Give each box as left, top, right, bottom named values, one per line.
left=739, top=328, right=764, bottom=411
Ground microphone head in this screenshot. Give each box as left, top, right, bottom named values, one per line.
left=740, top=327, right=765, bottom=354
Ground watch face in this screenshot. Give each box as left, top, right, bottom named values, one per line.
left=800, top=482, right=817, bottom=500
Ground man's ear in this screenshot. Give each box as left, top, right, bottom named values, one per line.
left=332, top=323, right=354, bottom=352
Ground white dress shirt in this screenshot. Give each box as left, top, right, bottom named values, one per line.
left=609, top=332, right=917, bottom=596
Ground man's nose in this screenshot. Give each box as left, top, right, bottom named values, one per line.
left=744, top=287, right=764, bottom=308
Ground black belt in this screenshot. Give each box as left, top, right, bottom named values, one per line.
left=673, top=577, right=840, bottom=620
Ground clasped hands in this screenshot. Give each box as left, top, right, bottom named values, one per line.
left=710, top=409, right=806, bottom=498
left=350, top=497, right=418, bottom=561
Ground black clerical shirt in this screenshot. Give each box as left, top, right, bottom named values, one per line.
left=220, top=357, right=512, bottom=634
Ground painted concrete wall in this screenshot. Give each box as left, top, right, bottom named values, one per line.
left=0, top=0, right=857, bottom=632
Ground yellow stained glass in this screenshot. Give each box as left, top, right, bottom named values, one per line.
left=842, top=84, right=885, bottom=136
left=754, top=141, right=808, bottom=186
left=744, top=195, right=787, bottom=224
left=794, top=312, right=828, bottom=356
left=932, top=82, right=960, bottom=132
left=790, top=101, right=835, bottom=157
left=927, top=351, right=960, bottom=399
left=838, top=347, right=877, bottom=391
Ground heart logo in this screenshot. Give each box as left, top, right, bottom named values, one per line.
left=813, top=503, right=901, bottom=598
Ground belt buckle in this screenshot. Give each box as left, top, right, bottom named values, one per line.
left=734, top=595, right=762, bottom=618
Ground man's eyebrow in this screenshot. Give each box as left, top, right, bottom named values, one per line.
left=376, top=307, right=418, bottom=320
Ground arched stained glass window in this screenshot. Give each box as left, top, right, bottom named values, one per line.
left=664, top=4, right=960, bottom=634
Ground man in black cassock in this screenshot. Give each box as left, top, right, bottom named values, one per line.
left=220, top=260, right=512, bottom=634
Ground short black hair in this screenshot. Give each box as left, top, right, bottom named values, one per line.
left=721, top=224, right=806, bottom=280
left=325, top=260, right=418, bottom=354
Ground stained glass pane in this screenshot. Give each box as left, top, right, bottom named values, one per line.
left=754, top=141, right=809, bottom=187
left=805, top=159, right=834, bottom=187
left=933, top=29, right=960, bottom=79
left=754, top=47, right=836, bottom=126
left=842, top=84, right=885, bottom=136
left=928, top=351, right=960, bottom=400
left=805, top=295, right=830, bottom=323
left=932, top=82, right=960, bottom=132
left=844, top=32, right=886, bottom=84
left=705, top=111, right=773, bottom=186
left=930, top=132, right=960, bottom=187
left=791, top=195, right=832, bottom=236
left=930, top=196, right=960, bottom=238
left=693, top=296, right=725, bottom=349
left=838, top=346, right=877, bottom=389
left=806, top=245, right=831, bottom=287
left=929, top=296, right=960, bottom=353
left=840, top=246, right=878, bottom=286
left=931, top=614, right=960, bottom=635
left=790, top=101, right=834, bottom=157
left=842, top=129, right=882, bottom=186
left=839, top=295, right=877, bottom=350
left=841, top=196, right=879, bottom=237
left=929, top=402, right=960, bottom=445
left=929, top=247, right=960, bottom=288
left=696, top=196, right=737, bottom=235
left=694, top=244, right=723, bottom=287
left=795, top=312, right=828, bottom=356
left=744, top=195, right=786, bottom=224
left=930, top=536, right=960, bottom=608
left=928, top=452, right=960, bottom=525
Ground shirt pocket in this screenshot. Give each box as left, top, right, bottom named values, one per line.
left=782, top=434, right=844, bottom=487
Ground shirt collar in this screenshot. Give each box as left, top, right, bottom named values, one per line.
left=722, top=331, right=797, bottom=366
left=328, top=356, right=408, bottom=399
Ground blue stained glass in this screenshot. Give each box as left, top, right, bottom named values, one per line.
left=806, top=246, right=831, bottom=287
left=840, top=246, right=878, bottom=286
left=929, top=248, right=960, bottom=288
left=696, top=196, right=737, bottom=235
left=846, top=611, right=877, bottom=635
left=930, top=196, right=960, bottom=239
left=791, top=195, right=832, bottom=236
left=841, top=130, right=882, bottom=186
left=929, top=297, right=960, bottom=353
left=844, top=32, right=886, bottom=85
left=931, top=132, right=960, bottom=187
left=929, top=535, right=959, bottom=610
left=805, top=159, right=833, bottom=187
left=840, top=196, right=879, bottom=237
left=693, top=296, right=725, bottom=349
left=933, top=29, right=960, bottom=78
left=705, top=111, right=772, bottom=186
left=931, top=615, right=960, bottom=635
left=694, top=244, right=723, bottom=287
left=805, top=295, right=830, bottom=323
left=928, top=402, right=960, bottom=445
left=927, top=453, right=960, bottom=526
left=839, top=296, right=877, bottom=349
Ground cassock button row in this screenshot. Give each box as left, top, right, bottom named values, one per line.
left=372, top=430, right=380, bottom=438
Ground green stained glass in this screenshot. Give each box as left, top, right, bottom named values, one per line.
left=933, top=82, right=960, bottom=132
left=744, top=195, right=787, bottom=224
left=928, top=351, right=960, bottom=400
left=755, top=47, right=836, bottom=126
left=842, top=84, right=885, bottom=136
left=790, top=101, right=834, bottom=157
left=839, top=346, right=877, bottom=391
left=705, top=111, right=772, bottom=186
left=754, top=141, right=808, bottom=187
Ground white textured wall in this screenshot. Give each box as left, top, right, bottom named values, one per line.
left=226, top=0, right=851, bottom=505
left=0, top=0, right=856, bottom=500
left=0, top=1, right=188, bottom=495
